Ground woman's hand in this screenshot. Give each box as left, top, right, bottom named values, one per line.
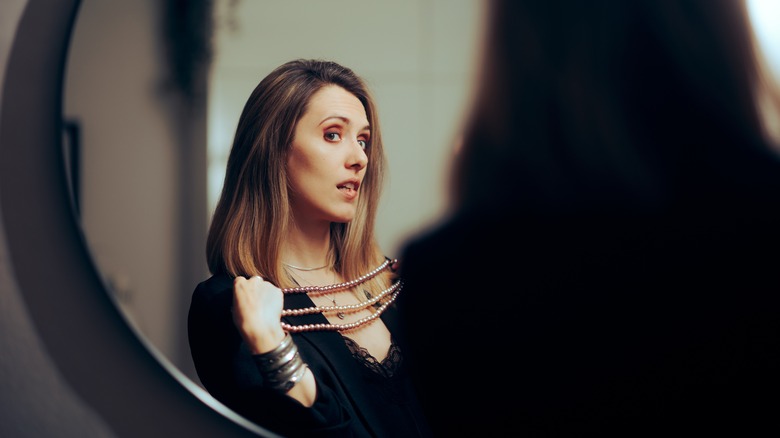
left=232, top=275, right=286, bottom=354
left=233, top=275, right=318, bottom=405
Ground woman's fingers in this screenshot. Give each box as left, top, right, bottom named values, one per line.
left=232, top=275, right=286, bottom=353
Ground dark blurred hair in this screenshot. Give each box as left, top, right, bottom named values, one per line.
left=452, top=0, right=780, bottom=216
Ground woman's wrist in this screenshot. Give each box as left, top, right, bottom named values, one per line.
left=246, top=327, right=287, bottom=354
left=252, top=331, right=310, bottom=393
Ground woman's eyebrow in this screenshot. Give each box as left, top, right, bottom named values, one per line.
left=318, top=115, right=348, bottom=126
left=318, top=115, right=370, bottom=132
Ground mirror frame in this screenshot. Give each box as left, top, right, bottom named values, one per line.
left=0, top=1, right=275, bottom=436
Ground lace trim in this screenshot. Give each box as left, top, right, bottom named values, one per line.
left=343, top=336, right=402, bottom=378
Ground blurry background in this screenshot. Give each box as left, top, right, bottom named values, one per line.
left=62, top=0, right=779, bottom=395
left=63, top=0, right=483, bottom=385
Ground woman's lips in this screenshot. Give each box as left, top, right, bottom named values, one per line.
left=337, top=181, right=359, bottom=199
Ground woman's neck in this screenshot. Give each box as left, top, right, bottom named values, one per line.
left=282, top=221, right=332, bottom=269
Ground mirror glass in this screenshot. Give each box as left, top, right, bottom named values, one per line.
left=63, top=0, right=483, bottom=388
left=62, top=0, right=779, bottom=428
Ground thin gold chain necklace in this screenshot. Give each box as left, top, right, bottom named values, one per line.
left=282, top=262, right=330, bottom=271
left=316, top=275, right=346, bottom=320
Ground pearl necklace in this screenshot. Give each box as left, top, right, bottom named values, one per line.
left=281, top=287, right=401, bottom=333
left=282, top=258, right=393, bottom=294
left=281, top=258, right=399, bottom=333
left=282, top=279, right=402, bottom=317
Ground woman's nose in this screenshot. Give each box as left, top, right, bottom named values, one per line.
left=348, top=140, right=368, bottom=170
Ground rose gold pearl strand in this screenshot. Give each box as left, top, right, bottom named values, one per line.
left=280, top=258, right=400, bottom=333
left=281, top=285, right=402, bottom=333
left=281, top=258, right=394, bottom=294
left=282, top=279, right=402, bottom=317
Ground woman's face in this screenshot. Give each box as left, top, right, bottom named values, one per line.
left=287, top=84, right=370, bottom=227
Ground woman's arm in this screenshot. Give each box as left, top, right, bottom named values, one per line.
left=232, top=275, right=317, bottom=407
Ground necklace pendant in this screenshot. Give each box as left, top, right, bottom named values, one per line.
left=336, top=311, right=346, bottom=319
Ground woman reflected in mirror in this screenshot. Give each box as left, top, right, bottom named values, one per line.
left=188, top=59, right=431, bottom=437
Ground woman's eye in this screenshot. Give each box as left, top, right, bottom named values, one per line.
left=357, top=139, right=368, bottom=150
left=325, top=132, right=341, bottom=141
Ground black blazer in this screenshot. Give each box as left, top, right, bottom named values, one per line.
left=188, top=273, right=431, bottom=438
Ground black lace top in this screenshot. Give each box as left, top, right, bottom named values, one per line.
left=343, top=336, right=402, bottom=379
left=188, top=272, right=432, bottom=437
left=339, top=334, right=422, bottom=426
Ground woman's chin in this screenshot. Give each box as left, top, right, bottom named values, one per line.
left=328, top=212, right=356, bottom=224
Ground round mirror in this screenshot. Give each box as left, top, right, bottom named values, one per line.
left=62, top=0, right=483, bottom=429
left=5, top=0, right=779, bottom=435
left=1, top=0, right=267, bottom=435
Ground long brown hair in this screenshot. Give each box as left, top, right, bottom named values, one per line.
left=207, top=59, right=389, bottom=293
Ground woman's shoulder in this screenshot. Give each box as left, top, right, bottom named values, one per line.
left=191, top=272, right=235, bottom=305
